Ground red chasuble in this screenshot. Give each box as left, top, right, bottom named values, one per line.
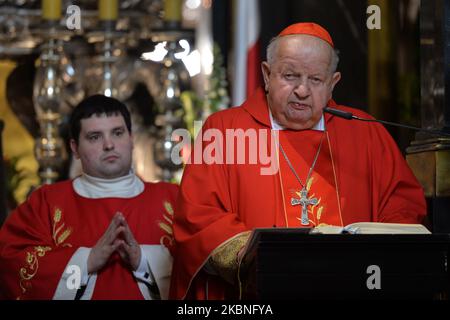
left=170, top=87, right=426, bottom=300
left=0, top=180, right=178, bottom=300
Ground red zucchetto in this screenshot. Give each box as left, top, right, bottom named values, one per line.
left=278, top=22, right=334, bottom=48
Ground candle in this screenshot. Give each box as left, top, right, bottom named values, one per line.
left=42, top=0, right=62, bottom=20
left=99, top=0, right=119, bottom=21
left=164, top=0, right=182, bottom=22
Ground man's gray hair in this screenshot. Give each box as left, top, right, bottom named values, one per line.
left=266, top=36, right=340, bottom=74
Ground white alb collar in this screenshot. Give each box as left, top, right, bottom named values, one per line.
left=73, top=170, right=145, bottom=199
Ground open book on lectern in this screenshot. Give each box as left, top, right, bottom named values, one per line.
left=311, top=222, right=431, bottom=234
left=240, top=223, right=431, bottom=262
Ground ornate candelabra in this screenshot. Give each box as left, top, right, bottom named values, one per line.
left=151, top=0, right=192, bottom=181
left=33, top=0, right=69, bottom=184
left=87, top=0, right=125, bottom=98
left=153, top=37, right=187, bottom=181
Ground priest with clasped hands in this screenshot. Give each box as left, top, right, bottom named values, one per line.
left=0, top=95, right=178, bottom=300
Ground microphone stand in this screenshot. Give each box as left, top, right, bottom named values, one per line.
left=323, top=107, right=450, bottom=138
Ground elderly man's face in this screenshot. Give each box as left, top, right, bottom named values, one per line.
left=262, top=35, right=341, bottom=130
left=70, top=114, right=133, bottom=179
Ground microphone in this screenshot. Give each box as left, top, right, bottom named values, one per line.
left=323, top=107, right=450, bottom=137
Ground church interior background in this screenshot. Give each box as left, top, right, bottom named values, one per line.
left=0, top=0, right=448, bottom=231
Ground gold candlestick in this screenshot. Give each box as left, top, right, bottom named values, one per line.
left=164, top=0, right=182, bottom=23
left=42, top=0, right=62, bottom=20
left=99, top=0, right=119, bottom=21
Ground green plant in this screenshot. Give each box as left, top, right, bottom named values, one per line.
left=4, top=156, right=35, bottom=210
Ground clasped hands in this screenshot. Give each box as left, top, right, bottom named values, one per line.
left=87, top=212, right=141, bottom=274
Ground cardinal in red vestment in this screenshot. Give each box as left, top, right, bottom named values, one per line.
left=0, top=95, right=178, bottom=300
left=169, top=22, right=426, bottom=299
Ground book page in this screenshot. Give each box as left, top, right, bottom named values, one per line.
left=343, top=222, right=431, bottom=234
left=311, top=223, right=431, bottom=234
left=310, top=225, right=345, bottom=234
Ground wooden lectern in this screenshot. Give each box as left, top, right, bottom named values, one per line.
left=239, top=229, right=450, bottom=299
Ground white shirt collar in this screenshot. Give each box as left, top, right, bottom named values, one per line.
left=269, top=108, right=325, bottom=131
left=73, top=170, right=145, bottom=199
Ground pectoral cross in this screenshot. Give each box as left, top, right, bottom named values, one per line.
left=291, top=187, right=318, bottom=226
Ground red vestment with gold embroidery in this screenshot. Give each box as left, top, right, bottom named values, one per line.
left=0, top=180, right=178, bottom=299
left=169, top=87, right=427, bottom=300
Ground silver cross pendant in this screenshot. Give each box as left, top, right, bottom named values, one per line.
left=291, top=187, right=318, bottom=226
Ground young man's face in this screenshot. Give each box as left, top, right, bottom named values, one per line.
left=70, top=113, right=133, bottom=179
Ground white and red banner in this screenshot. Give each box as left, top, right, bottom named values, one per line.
left=232, top=0, right=262, bottom=106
